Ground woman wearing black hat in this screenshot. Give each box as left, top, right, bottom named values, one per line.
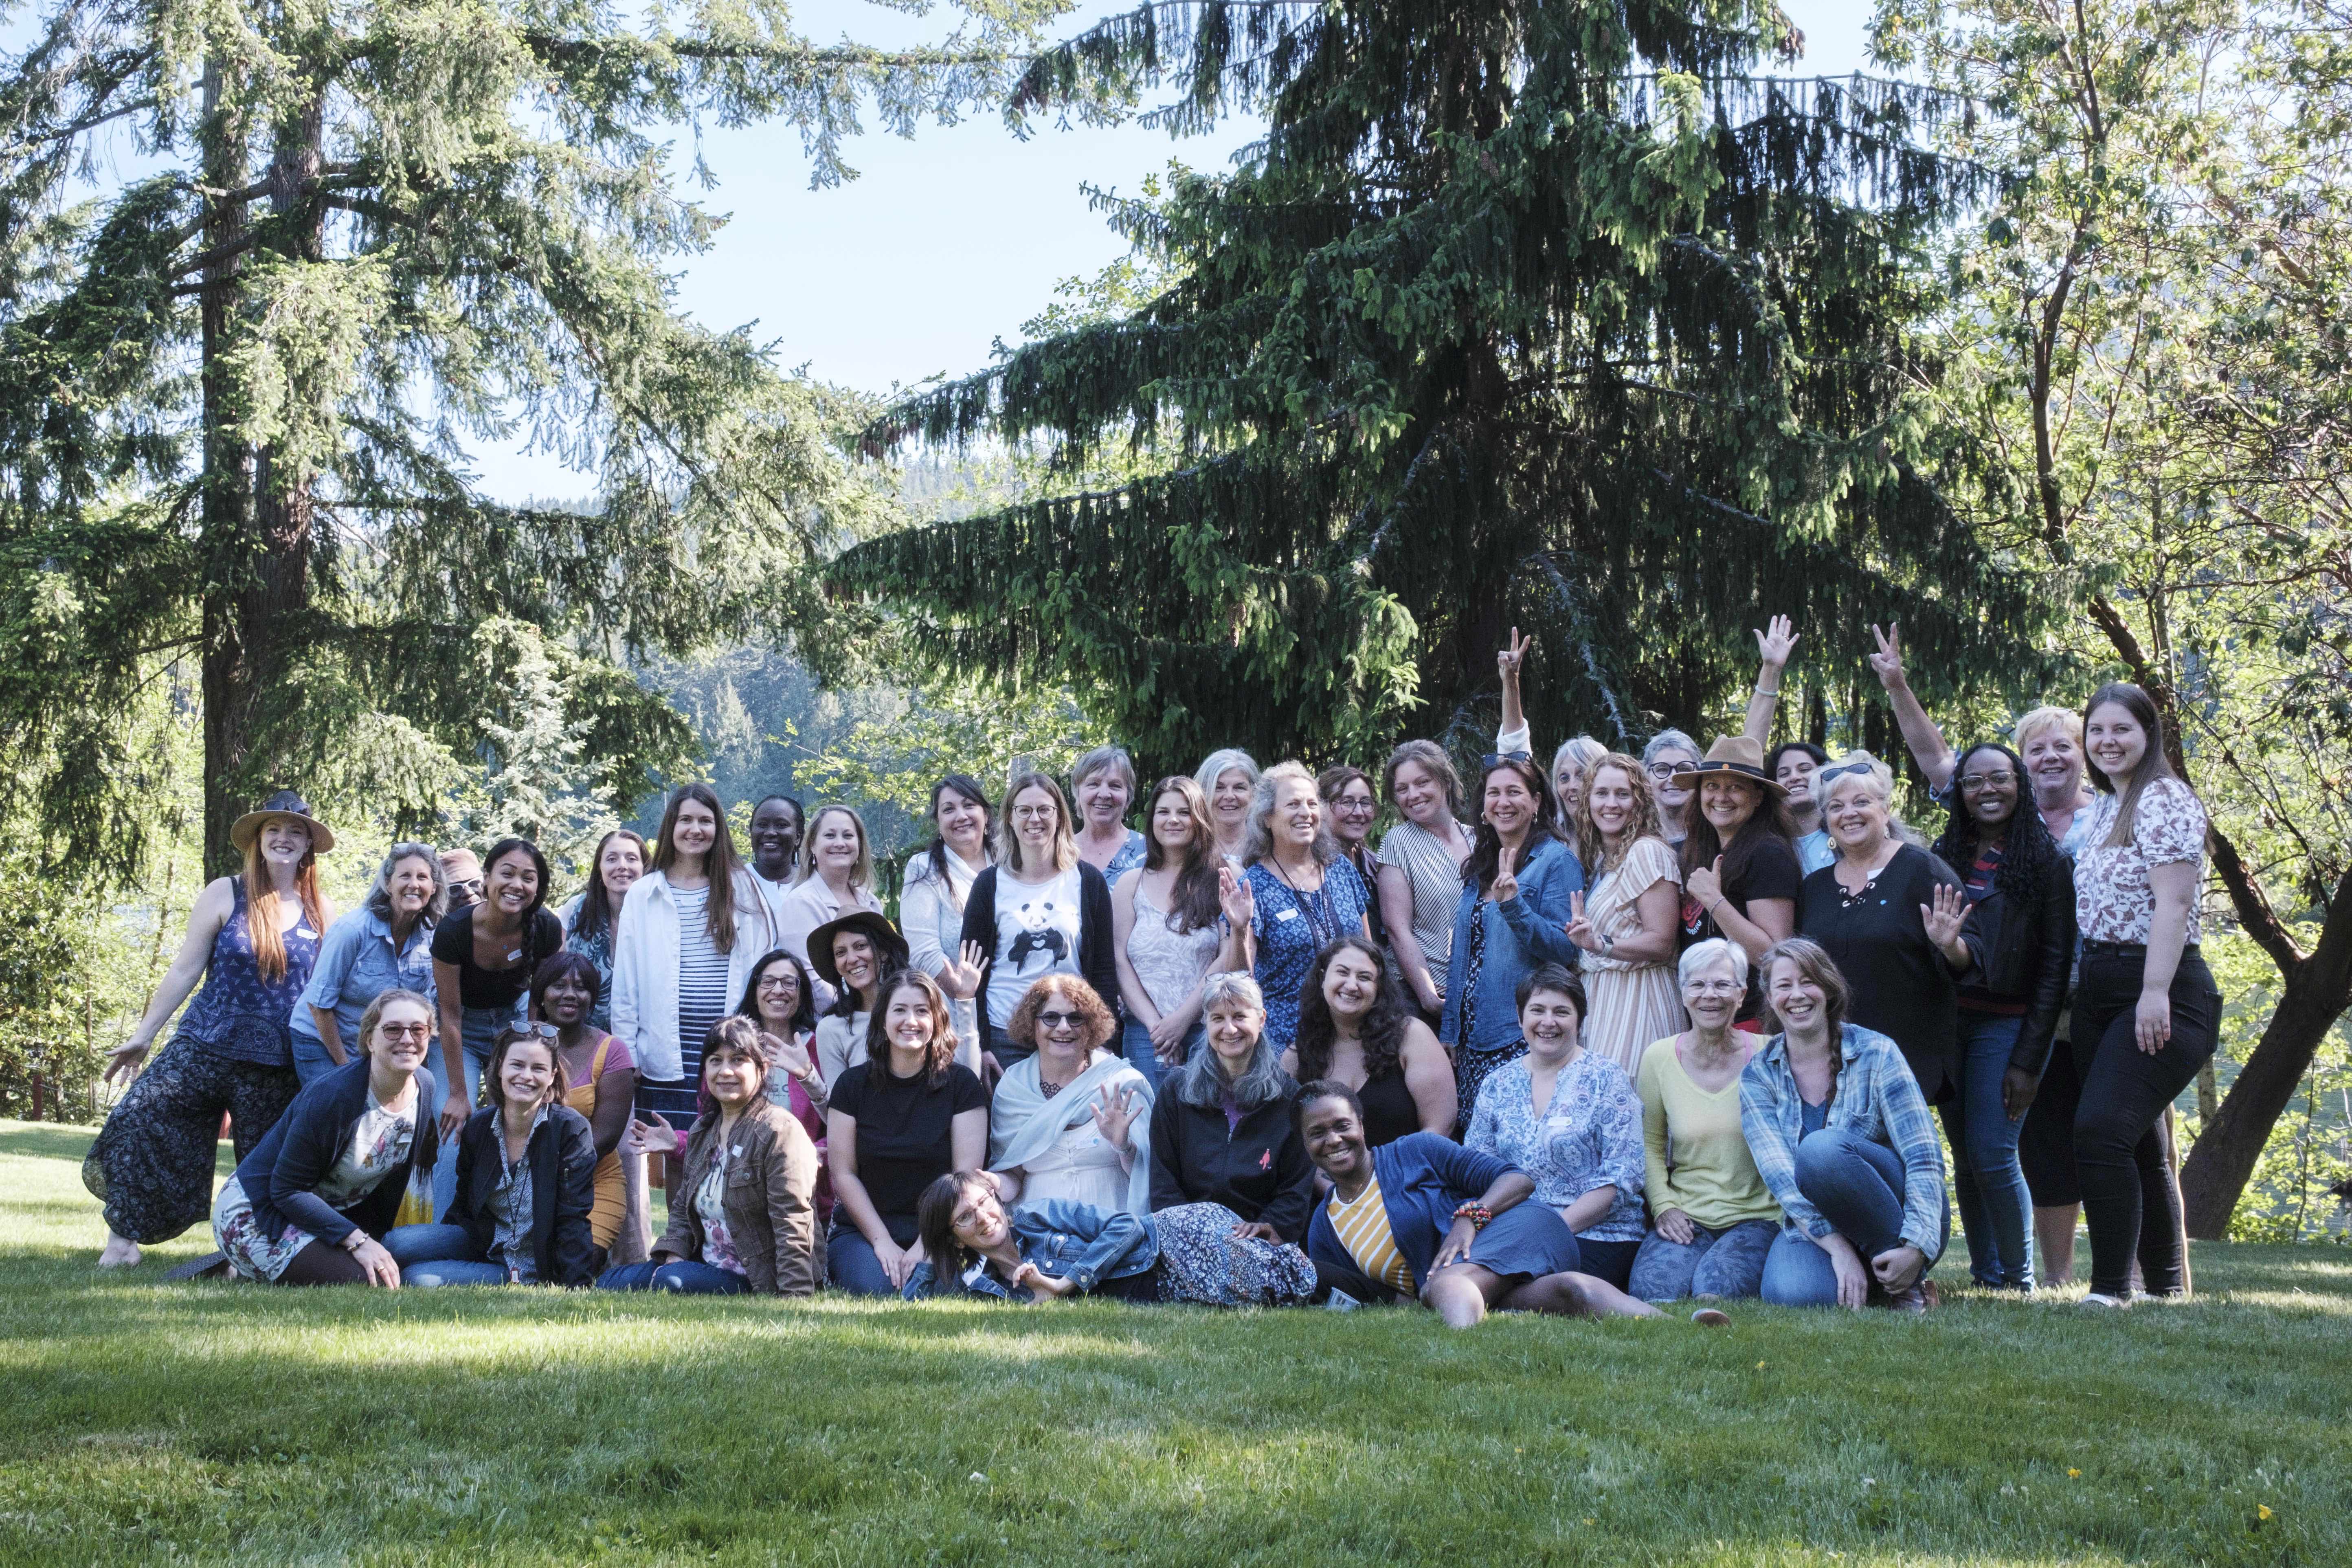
left=809, top=909, right=912, bottom=1084
left=85, top=791, right=337, bottom=1268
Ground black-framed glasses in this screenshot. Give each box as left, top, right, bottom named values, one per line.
left=1481, top=751, right=1532, bottom=771
left=1958, top=771, right=2018, bottom=792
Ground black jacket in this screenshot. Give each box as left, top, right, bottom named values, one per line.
left=1148, top=1078, right=1317, bottom=1243
left=231, top=1056, right=440, bottom=1249
left=444, top=1103, right=604, bottom=1286
left=1958, top=853, right=2078, bottom=1077
left=957, top=860, right=1120, bottom=1059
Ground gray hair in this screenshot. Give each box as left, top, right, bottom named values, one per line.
left=365, top=841, right=448, bottom=925
left=1177, top=973, right=1289, bottom=1109
left=1193, top=748, right=1260, bottom=799
left=1241, top=760, right=1341, bottom=868
left=1677, top=936, right=1750, bottom=990
left=1642, top=729, right=1701, bottom=768
left=1072, top=744, right=1138, bottom=796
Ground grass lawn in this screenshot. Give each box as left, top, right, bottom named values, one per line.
left=5, top=1120, right=2348, bottom=1566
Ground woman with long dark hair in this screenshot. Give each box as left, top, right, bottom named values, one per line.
left=2070, top=683, right=2219, bottom=1307
left=87, top=791, right=336, bottom=1267
left=1112, top=776, right=1245, bottom=1088
left=1285, top=936, right=1454, bottom=1146
left=560, top=828, right=646, bottom=1032
left=1926, top=741, right=2075, bottom=1293
left=737, top=947, right=832, bottom=1220
left=900, top=775, right=996, bottom=1051
left=610, top=784, right=777, bottom=1146
left=1439, top=755, right=1584, bottom=1122
left=1673, top=738, right=1802, bottom=981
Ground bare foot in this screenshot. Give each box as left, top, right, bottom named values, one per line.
left=97, top=1232, right=142, bottom=1269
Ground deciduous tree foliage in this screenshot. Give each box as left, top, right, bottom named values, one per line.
left=832, top=0, right=2068, bottom=777
left=0, top=0, right=1064, bottom=877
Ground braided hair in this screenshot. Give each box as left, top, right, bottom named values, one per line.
left=1931, top=742, right=2063, bottom=909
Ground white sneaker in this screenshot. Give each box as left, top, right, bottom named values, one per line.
left=2080, top=1291, right=2131, bottom=1309
left=1324, top=1289, right=1361, bottom=1312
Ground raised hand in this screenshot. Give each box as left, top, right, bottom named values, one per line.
left=1218, top=863, right=1256, bottom=927
left=1867, top=621, right=1907, bottom=690
left=765, top=1030, right=816, bottom=1082
left=1563, top=889, right=1601, bottom=954
left=1685, top=854, right=1724, bottom=911
left=1489, top=844, right=1519, bottom=905
left=1753, top=614, right=1799, bottom=670
left=623, top=1110, right=674, bottom=1160
left=1496, top=626, right=1532, bottom=680
left=1921, top=883, right=1970, bottom=966
left=937, top=940, right=989, bottom=999
left=1089, top=1085, right=1140, bottom=1151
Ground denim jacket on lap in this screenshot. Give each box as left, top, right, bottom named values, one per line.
left=901, top=1198, right=1157, bottom=1300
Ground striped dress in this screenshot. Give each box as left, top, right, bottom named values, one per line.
left=1577, top=837, right=1687, bottom=1077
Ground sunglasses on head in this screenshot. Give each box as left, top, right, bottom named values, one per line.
left=1815, top=762, right=1877, bottom=784
left=1481, top=751, right=1532, bottom=771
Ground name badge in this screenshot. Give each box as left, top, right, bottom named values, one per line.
left=1274, top=908, right=1300, bottom=922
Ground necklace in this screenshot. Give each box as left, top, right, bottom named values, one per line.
left=1269, top=857, right=1340, bottom=944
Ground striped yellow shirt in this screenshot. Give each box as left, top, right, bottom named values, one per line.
left=1326, top=1175, right=1414, bottom=1293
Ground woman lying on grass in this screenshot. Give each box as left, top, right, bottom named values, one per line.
left=903, top=1169, right=1319, bottom=1306
left=1298, top=1083, right=1728, bottom=1329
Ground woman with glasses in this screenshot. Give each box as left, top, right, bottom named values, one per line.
left=986, top=976, right=1155, bottom=1219
left=1318, top=766, right=1389, bottom=947
left=947, top=773, right=1120, bottom=1076
left=1798, top=753, right=1977, bottom=1112
left=1439, top=754, right=1584, bottom=1122
left=1628, top=941, right=1781, bottom=1301
left=1924, top=742, right=2075, bottom=1292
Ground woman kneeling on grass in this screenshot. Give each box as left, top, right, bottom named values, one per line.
left=210, top=989, right=439, bottom=1287
left=385, top=1025, right=602, bottom=1286
left=1739, top=939, right=1948, bottom=1312
left=597, top=1017, right=821, bottom=1296
left=1298, top=1084, right=1713, bottom=1327
left=903, top=1170, right=1319, bottom=1307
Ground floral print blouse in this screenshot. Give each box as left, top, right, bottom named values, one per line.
left=1463, top=1052, right=1647, bottom=1241
left=2075, top=778, right=2208, bottom=945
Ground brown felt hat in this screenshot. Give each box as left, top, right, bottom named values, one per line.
left=1668, top=736, right=1788, bottom=797
left=228, top=789, right=337, bottom=854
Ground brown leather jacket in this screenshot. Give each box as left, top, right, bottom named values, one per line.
left=655, top=1100, right=822, bottom=1295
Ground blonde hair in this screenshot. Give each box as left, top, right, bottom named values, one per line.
left=2012, top=706, right=2082, bottom=752
left=1001, top=772, right=1079, bottom=877
left=1818, top=750, right=1896, bottom=810
left=1570, top=751, right=1663, bottom=874
left=796, top=805, right=876, bottom=890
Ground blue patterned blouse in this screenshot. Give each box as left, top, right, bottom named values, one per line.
left=1463, top=1052, right=1648, bottom=1242
left=1246, top=858, right=1372, bottom=1054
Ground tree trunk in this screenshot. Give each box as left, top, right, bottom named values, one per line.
left=2179, top=920, right=2352, bottom=1237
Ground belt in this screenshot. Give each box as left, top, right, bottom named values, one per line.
left=2082, top=941, right=2201, bottom=958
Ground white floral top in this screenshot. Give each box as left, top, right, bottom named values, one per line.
left=1463, top=1053, right=1647, bottom=1241
left=2075, top=779, right=2207, bottom=944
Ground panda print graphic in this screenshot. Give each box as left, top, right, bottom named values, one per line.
left=985, top=863, right=1085, bottom=1056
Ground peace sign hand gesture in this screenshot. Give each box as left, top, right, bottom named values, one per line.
left=1563, top=889, right=1602, bottom=954
left=1496, top=626, right=1532, bottom=681
left=1921, top=882, right=1972, bottom=969
left=1489, top=844, right=1520, bottom=905
left=1868, top=621, right=1908, bottom=691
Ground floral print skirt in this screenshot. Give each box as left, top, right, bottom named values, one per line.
left=1148, top=1203, right=1317, bottom=1307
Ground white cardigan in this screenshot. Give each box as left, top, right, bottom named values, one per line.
left=608, top=866, right=776, bottom=1085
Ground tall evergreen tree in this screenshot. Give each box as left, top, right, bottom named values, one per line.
left=833, top=0, right=2068, bottom=772
left=0, top=0, right=1058, bottom=877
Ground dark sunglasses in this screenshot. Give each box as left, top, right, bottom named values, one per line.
left=1481, top=751, right=1533, bottom=771
left=1814, top=762, right=1877, bottom=784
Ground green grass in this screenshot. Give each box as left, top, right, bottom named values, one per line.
left=5, top=1120, right=2348, bottom=1566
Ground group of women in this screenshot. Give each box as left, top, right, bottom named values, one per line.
left=81, top=621, right=2217, bottom=1319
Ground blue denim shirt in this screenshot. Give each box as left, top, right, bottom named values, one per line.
left=1738, top=1023, right=1947, bottom=1259
left=900, top=1198, right=1158, bottom=1300
left=1438, top=834, right=1585, bottom=1055
left=292, top=907, right=437, bottom=1048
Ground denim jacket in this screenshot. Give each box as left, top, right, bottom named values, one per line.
left=1439, top=833, right=1585, bottom=1055
left=1738, top=1023, right=1946, bottom=1260
left=900, top=1198, right=1158, bottom=1300
left=292, top=907, right=436, bottom=1048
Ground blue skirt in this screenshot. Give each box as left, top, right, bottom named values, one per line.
left=1454, top=1201, right=1580, bottom=1285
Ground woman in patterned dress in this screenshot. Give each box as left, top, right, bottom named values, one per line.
left=1562, top=752, right=1687, bottom=1074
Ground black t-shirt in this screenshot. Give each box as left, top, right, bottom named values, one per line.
left=1797, top=844, right=1966, bottom=1102
left=1679, top=832, right=1803, bottom=948
left=430, top=902, right=565, bottom=1011
left=830, top=1060, right=989, bottom=1236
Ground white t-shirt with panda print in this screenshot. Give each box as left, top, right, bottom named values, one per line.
left=986, top=865, right=1083, bottom=1034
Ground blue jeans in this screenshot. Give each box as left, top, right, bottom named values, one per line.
left=1120, top=1017, right=1203, bottom=1092
left=1942, top=1011, right=2034, bottom=1290
left=430, top=1006, right=511, bottom=1213
left=384, top=1222, right=511, bottom=1287
left=1761, top=1131, right=1948, bottom=1307
left=596, top=1259, right=749, bottom=1295
left=1627, top=1218, right=1779, bottom=1301
left=828, top=1227, right=908, bottom=1296
left=291, top=1032, right=344, bottom=1087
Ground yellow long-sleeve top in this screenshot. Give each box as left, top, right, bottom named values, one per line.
left=1636, top=1037, right=1782, bottom=1230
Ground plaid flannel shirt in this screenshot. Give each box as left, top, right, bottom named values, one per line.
left=1738, top=1023, right=1946, bottom=1259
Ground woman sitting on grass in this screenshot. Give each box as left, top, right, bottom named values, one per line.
left=1147, top=972, right=1317, bottom=1245
left=385, top=1025, right=602, bottom=1286
left=904, top=1169, right=1319, bottom=1307
left=1740, top=939, right=1948, bottom=1312
left=1298, top=1083, right=1707, bottom=1327
left=210, top=989, right=439, bottom=1287
left=598, top=1017, right=821, bottom=1296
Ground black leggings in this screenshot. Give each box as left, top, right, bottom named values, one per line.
left=2071, top=948, right=2220, bottom=1297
